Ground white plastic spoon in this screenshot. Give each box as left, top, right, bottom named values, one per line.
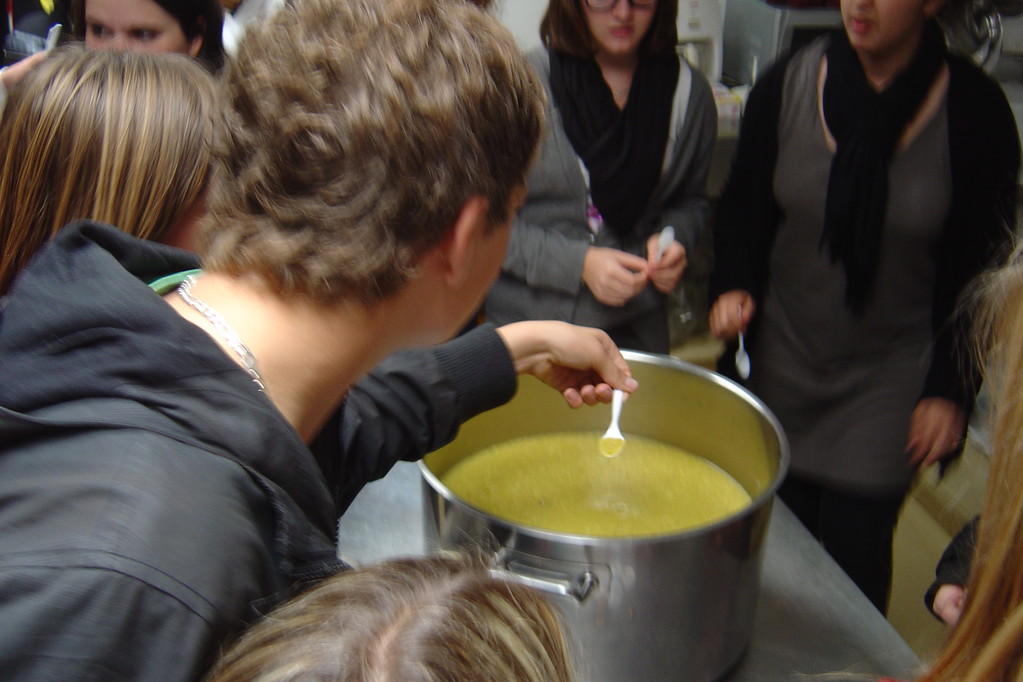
left=599, top=389, right=626, bottom=457
left=656, top=225, right=675, bottom=263
left=735, top=304, right=751, bottom=380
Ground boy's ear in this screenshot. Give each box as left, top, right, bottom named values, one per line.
left=438, top=195, right=490, bottom=286
left=188, top=18, right=206, bottom=58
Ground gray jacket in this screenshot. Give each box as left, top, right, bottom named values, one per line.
left=485, top=47, right=717, bottom=338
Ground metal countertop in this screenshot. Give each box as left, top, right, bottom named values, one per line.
left=337, top=461, right=922, bottom=682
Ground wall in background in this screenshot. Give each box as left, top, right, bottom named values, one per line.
left=493, top=0, right=547, bottom=51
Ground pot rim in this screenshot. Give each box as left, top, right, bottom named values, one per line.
left=421, top=352, right=790, bottom=546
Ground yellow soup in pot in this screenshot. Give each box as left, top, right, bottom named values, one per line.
left=440, top=432, right=751, bottom=537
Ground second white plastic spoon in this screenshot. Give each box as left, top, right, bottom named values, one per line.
left=735, top=305, right=751, bottom=380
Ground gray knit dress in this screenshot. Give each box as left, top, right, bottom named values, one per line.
left=749, top=38, right=951, bottom=495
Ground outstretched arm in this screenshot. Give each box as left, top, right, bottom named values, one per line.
left=497, top=321, right=637, bottom=407
left=316, top=323, right=635, bottom=510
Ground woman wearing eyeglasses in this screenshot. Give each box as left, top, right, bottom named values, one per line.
left=483, top=0, right=716, bottom=354
left=707, top=0, right=1019, bottom=614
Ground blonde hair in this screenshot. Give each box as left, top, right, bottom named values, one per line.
left=916, top=239, right=1023, bottom=682
left=199, top=0, right=544, bottom=305
left=204, top=554, right=573, bottom=682
left=0, top=44, right=220, bottom=294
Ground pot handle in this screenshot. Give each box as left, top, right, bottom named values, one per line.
left=491, top=549, right=601, bottom=603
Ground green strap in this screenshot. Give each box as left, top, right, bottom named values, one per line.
left=148, top=268, right=202, bottom=295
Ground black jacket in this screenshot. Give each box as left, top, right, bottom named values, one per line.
left=0, top=222, right=517, bottom=680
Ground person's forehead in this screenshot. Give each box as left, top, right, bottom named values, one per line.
left=85, top=0, right=178, bottom=26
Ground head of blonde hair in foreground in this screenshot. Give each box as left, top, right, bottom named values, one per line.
left=0, top=44, right=220, bottom=295
left=913, top=239, right=1023, bottom=682
left=205, top=553, right=572, bottom=682
left=199, top=0, right=545, bottom=305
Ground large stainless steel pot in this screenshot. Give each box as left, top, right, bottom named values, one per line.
left=420, top=351, right=788, bottom=682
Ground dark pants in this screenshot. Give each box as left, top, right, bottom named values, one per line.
left=778, top=474, right=906, bottom=614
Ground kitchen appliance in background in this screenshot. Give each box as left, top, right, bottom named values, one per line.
left=940, top=0, right=1009, bottom=70
left=721, top=0, right=842, bottom=86
left=677, top=0, right=725, bottom=82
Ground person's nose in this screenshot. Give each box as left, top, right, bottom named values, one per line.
left=612, top=0, right=633, bottom=19
left=108, top=33, right=130, bottom=51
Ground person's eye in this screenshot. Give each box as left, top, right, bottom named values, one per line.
left=87, top=23, right=111, bottom=39
left=130, top=29, right=158, bottom=42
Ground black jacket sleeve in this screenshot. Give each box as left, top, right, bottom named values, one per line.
left=708, top=54, right=790, bottom=379
left=923, top=57, right=1019, bottom=409
left=924, top=515, right=978, bottom=616
left=310, top=324, right=517, bottom=513
left=708, top=54, right=790, bottom=307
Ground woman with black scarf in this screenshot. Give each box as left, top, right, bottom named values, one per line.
left=483, top=0, right=717, bottom=354
left=708, top=0, right=1019, bottom=613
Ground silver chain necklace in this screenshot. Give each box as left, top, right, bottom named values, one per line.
left=177, top=275, right=266, bottom=393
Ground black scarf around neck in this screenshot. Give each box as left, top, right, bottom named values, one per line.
left=549, top=49, right=680, bottom=236
left=821, top=22, right=946, bottom=314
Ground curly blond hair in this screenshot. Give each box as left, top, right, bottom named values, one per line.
left=199, top=0, right=545, bottom=304
left=914, top=241, right=1023, bottom=682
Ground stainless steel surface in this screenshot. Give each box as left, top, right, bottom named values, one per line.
left=940, top=0, right=1004, bottom=71
left=337, top=461, right=921, bottom=681
left=420, top=353, right=787, bottom=682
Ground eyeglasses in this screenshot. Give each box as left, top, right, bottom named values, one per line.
left=583, top=0, right=657, bottom=11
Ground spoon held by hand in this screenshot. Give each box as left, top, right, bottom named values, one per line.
left=599, top=389, right=626, bottom=457
left=735, top=305, right=751, bottom=380
left=656, top=226, right=675, bottom=263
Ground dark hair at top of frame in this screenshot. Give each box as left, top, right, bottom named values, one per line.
left=540, top=0, right=679, bottom=59
left=70, top=0, right=225, bottom=70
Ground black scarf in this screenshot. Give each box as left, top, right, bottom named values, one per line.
left=549, top=49, right=679, bottom=236
left=821, top=23, right=946, bottom=314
